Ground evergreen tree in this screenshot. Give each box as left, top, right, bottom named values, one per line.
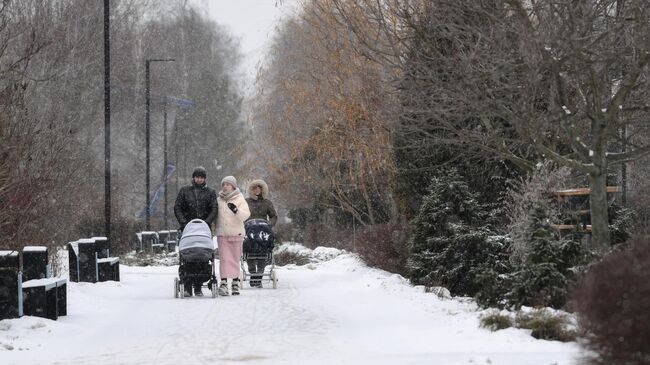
left=473, top=235, right=512, bottom=308
left=407, top=171, right=508, bottom=297
left=505, top=206, right=593, bottom=309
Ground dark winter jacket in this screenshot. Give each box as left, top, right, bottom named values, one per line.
left=245, top=179, right=278, bottom=226
left=174, top=182, right=217, bottom=230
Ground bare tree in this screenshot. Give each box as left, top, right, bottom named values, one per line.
left=0, top=0, right=75, bottom=248
left=1, top=0, right=244, bottom=250
left=331, top=0, right=650, bottom=251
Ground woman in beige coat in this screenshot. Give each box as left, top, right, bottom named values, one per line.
left=216, top=176, right=250, bottom=296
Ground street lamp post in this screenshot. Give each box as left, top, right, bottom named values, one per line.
left=163, top=96, right=168, bottom=229
left=145, top=58, right=174, bottom=231
left=103, top=0, right=111, bottom=244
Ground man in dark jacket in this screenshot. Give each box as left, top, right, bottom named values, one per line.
left=174, top=166, right=217, bottom=296
left=174, top=167, right=218, bottom=232
left=245, top=179, right=278, bottom=288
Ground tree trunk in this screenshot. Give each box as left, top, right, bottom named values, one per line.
left=359, top=180, right=376, bottom=225
left=589, top=171, right=612, bottom=252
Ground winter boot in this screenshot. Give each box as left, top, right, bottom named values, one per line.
left=183, top=285, right=193, bottom=297
left=231, top=279, right=240, bottom=295
left=194, top=284, right=203, bottom=297
left=250, top=276, right=262, bottom=288
left=218, top=280, right=229, bottom=296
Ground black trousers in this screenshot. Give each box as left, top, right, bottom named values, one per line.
left=180, top=261, right=209, bottom=291
left=247, top=257, right=269, bottom=281
left=186, top=279, right=203, bottom=291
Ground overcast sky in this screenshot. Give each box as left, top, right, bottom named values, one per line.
left=196, top=0, right=299, bottom=94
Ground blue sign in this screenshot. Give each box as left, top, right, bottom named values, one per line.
left=138, top=163, right=176, bottom=218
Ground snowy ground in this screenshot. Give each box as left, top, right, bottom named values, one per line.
left=1, top=245, right=581, bottom=365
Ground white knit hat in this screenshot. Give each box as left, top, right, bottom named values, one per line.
left=221, top=175, right=237, bottom=189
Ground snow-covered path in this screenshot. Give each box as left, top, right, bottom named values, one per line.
left=1, top=249, right=580, bottom=365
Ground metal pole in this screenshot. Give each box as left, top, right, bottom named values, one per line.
left=174, top=108, right=180, bottom=205
left=163, top=96, right=168, bottom=229
left=103, top=0, right=111, bottom=242
left=621, top=126, right=627, bottom=206
left=144, top=58, right=174, bottom=231
left=616, top=0, right=627, bottom=206
left=145, top=60, right=151, bottom=231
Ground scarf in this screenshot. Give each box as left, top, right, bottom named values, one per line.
left=219, top=188, right=241, bottom=201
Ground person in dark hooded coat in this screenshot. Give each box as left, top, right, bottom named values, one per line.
left=245, top=179, right=278, bottom=287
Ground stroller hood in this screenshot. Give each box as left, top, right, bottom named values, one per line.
left=180, top=219, right=214, bottom=252
left=243, top=219, right=275, bottom=253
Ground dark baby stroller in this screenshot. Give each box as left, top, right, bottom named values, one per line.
left=241, top=219, right=278, bottom=289
left=174, top=219, right=218, bottom=298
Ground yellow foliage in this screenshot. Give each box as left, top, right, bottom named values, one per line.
left=251, top=0, right=399, bottom=224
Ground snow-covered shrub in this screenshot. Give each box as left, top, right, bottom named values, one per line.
left=50, top=247, right=68, bottom=277
left=407, top=171, right=509, bottom=297
left=481, top=308, right=576, bottom=341
left=515, top=309, right=577, bottom=342
left=505, top=207, right=594, bottom=309
left=473, top=235, right=513, bottom=308
left=121, top=252, right=178, bottom=267
left=573, top=239, right=650, bottom=365
left=273, top=243, right=345, bottom=266
left=273, top=244, right=312, bottom=266
left=480, top=311, right=514, bottom=331
left=609, top=204, right=636, bottom=246
left=506, top=162, right=572, bottom=264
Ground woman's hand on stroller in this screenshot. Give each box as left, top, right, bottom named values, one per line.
left=227, top=202, right=238, bottom=213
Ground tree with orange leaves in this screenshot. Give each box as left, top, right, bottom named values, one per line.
left=251, top=0, right=399, bottom=226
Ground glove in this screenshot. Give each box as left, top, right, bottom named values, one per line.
left=227, top=203, right=238, bottom=213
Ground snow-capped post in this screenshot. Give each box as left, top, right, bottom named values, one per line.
left=22, top=246, right=50, bottom=282
left=22, top=277, right=67, bottom=320
left=158, top=230, right=170, bottom=252
left=70, top=238, right=100, bottom=283
left=145, top=58, right=174, bottom=231
left=0, top=251, right=23, bottom=319
left=68, top=238, right=119, bottom=283
left=67, top=241, right=80, bottom=282
left=97, top=257, right=120, bottom=282
left=92, top=236, right=110, bottom=259
left=140, top=231, right=160, bottom=254
left=160, top=229, right=179, bottom=252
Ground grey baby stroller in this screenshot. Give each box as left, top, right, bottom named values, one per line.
left=241, top=219, right=278, bottom=289
left=174, top=219, right=218, bottom=298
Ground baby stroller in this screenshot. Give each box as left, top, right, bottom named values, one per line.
left=174, top=219, right=218, bottom=298
left=241, top=219, right=278, bottom=289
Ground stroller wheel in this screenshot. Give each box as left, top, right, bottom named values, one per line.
left=179, top=283, right=185, bottom=298
left=271, top=270, right=278, bottom=289
left=174, top=277, right=180, bottom=298
left=211, top=282, right=218, bottom=298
